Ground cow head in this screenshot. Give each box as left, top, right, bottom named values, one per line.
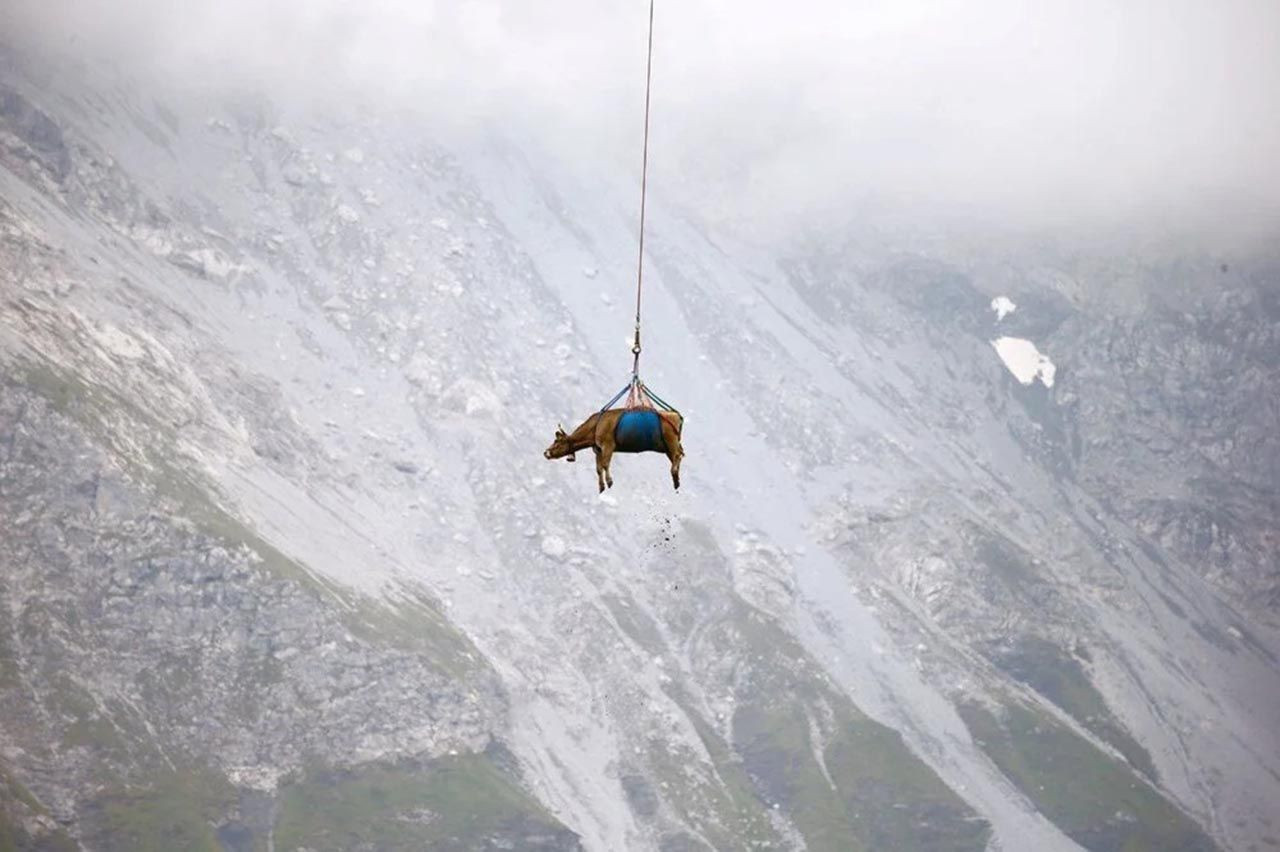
left=544, top=424, right=576, bottom=462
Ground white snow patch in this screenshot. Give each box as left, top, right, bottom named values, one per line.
left=343, top=147, right=365, bottom=164
left=991, top=337, right=1056, bottom=387
left=336, top=204, right=361, bottom=224
left=991, top=296, right=1017, bottom=321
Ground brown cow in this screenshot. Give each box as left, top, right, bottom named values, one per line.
left=544, top=408, right=684, bottom=493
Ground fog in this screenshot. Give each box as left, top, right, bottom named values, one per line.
left=6, top=0, right=1280, bottom=244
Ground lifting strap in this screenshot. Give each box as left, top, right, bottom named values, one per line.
left=600, top=377, right=677, bottom=414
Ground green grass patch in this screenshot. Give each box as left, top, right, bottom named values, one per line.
left=0, top=813, right=78, bottom=852
left=733, top=697, right=988, bottom=852
left=0, top=768, right=46, bottom=817
left=722, top=602, right=987, bottom=852
left=959, top=700, right=1217, bottom=852
left=273, top=753, right=577, bottom=851
left=824, top=716, right=991, bottom=851
left=644, top=695, right=783, bottom=850
left=969, top=526, right=1041, bottom=596
left=0, top=626, right=23, bottom=692
left=63, top=715, right=126, bottom=752
left=987, top=636, right=1156, bottom=779
left=733, top=699, right=858, bottom=851
left=20, top=361, right=95, bottom=415
left=84, top=767, right=237, bottom=852
left=679, top=704, right=784, bottom=849
left=43, top=673, right=132, bottom=761
left=635, top=580, right=988, bottom=851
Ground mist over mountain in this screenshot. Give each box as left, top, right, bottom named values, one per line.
left=8, top=0, right=1280, bottom=242
left=2, top=4, right=1279, bottom=851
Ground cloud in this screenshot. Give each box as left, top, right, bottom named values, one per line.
left=6, top=0, right=1279, bottom=244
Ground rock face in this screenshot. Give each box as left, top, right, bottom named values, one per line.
left=0, top=367, right=571, bottom=850
left=1, top=37, right=1278, bottom=852
left=1062, top=285, right=1280, bottom=610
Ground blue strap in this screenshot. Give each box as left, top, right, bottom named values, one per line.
left=598, top=382, right=632, bottom=413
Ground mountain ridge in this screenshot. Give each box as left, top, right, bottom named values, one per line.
left=2, top=41, right=1278, bottom=851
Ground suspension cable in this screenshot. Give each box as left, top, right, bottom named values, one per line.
left=631, top=0, right=656, bottom=379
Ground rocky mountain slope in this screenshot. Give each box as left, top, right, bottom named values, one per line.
left=2, top=39, right=1279, bottom=852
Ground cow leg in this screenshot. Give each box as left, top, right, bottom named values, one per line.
left=593, top=446, right=605, bottom=493
left=594, top=429, right=618, bottom=491
left=662, top=422, right=683, bottom=490
left=600, top=445, right=615, bottom=489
